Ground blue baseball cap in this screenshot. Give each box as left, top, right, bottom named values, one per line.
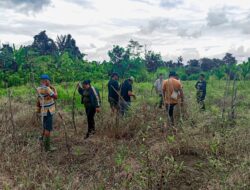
left=40, top=74, right=51, bottom=81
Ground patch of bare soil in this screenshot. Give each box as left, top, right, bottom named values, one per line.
left=169, top=153, right=211, bottom=190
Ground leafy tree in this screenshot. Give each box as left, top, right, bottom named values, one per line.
left=212, top=58, right=225, bottom=67
left=239, top=59, right=250, bottom=80
left=108, top=45, right=129, bottom=64
left=200, top=58, right=215, bottom=72
left=213, top=67, right=226, bottom=80
left=165, top=60, right=174, bottom=68
left=1, top=35, right=250, bottom=87
left=0, top=44, right=17, bottom=71
left=13, top=46, right=28, bottom=69
left=58, top=52, right=75, bottom=82
left=221, top=53, right=237, bottom=79
left=188, top=59, right=200, bottom=67
left=145, top=51, right=163, bottom=72
left=185, top=59, right=201, bottom=75
left=223, top=53, right=236, bottom=66
left=127, top=39, right=143, bottom=58
left=30, top=30, right=58, bottom=56
left=108, top=43, right=147, bottom=80
left=56, top=34, right=85, bottom=60
left=108, top=45, right=130, bottom=77
left=177, top=56, right=184, bottom=67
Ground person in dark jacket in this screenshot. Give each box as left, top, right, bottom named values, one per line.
left=120, top=76, right=136, bottom=116
left=108, top=72, right=120, bottom=113
left=78, top=80, right=101, bottom=139
left=195, top=74, right=206, bottom=110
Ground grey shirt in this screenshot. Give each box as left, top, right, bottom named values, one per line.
left=154, top=78, right=163, bottom=95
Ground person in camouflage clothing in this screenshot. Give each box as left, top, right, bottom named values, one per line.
left=195, top=74, right=206, bottom=111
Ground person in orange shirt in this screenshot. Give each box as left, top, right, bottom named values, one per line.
left=162, top=71, right=184, bottom=126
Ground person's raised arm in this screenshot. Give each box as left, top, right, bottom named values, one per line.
left=195, top=81, right=199, bottom=89
left=77, top=82, right=84, bottom=96
left=47, top=86, right=58, bottom=99
left=52, top=91, right=58, bottom=99
left=51, top=86, right=58, bottom=99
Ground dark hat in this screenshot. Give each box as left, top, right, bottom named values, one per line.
left=169, top=71, right=177, bottom=77
left=40, top=74, right=50, bottom=81
left=200, top=73, right=205, bottom=78
left=83, top=80, right=91, bottom=85
left=111, top=72, right=119, bottom=77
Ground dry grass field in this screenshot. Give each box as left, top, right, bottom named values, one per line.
left=0, top=80, right=249, bottom=190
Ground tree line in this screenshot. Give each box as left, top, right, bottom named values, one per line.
left=0, top=30, right=250, bottom=87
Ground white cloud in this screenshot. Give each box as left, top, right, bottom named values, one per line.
left=0, top=0, right=51, bottom=13
left=207, top=9, right=228, bottom=27
left=160, top=0, right=183, bottom=8
left=0, top=0, right=250, bottom=62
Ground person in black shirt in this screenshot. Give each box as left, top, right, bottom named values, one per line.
left=120, top=76, right=136, bottom=116
left=108, top=73, right=120, bottom=113
left=78, top=80, right=101, bottom=139
left=195, top=74, right=207, bottom=111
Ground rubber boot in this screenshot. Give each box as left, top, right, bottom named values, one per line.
left=44, top=136, right=57, bottom=152
left=44, top=136, right=51, bottom=152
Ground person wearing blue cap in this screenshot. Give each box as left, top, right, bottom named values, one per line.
left=37, top=74, right=58, bottom=151
left=78, top=80, right=101, bottom=139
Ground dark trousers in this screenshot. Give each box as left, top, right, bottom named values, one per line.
left=85, top=106, right=96, bottom=134
left=166, top=104, right=176, bottom=125
left=159, top=94, right=163, bottom=108
left=43, top=111, right=53, bottom=132
left=119, top=101, right=131, bottom=116
left=196, top=92, right=206, bottom=111
left=197, top=99, right=205, bottom=111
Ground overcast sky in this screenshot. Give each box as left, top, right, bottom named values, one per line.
left=0, top=0, right=250, bottom=62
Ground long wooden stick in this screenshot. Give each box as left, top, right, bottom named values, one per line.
left=71, top=85, right=78, bottom=133
left=110, top=85, right=134, bottom=108
left=58, top=112, right=71, bottom=155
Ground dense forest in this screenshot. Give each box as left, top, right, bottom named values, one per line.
left=0, top=30, right=250, bottom=87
